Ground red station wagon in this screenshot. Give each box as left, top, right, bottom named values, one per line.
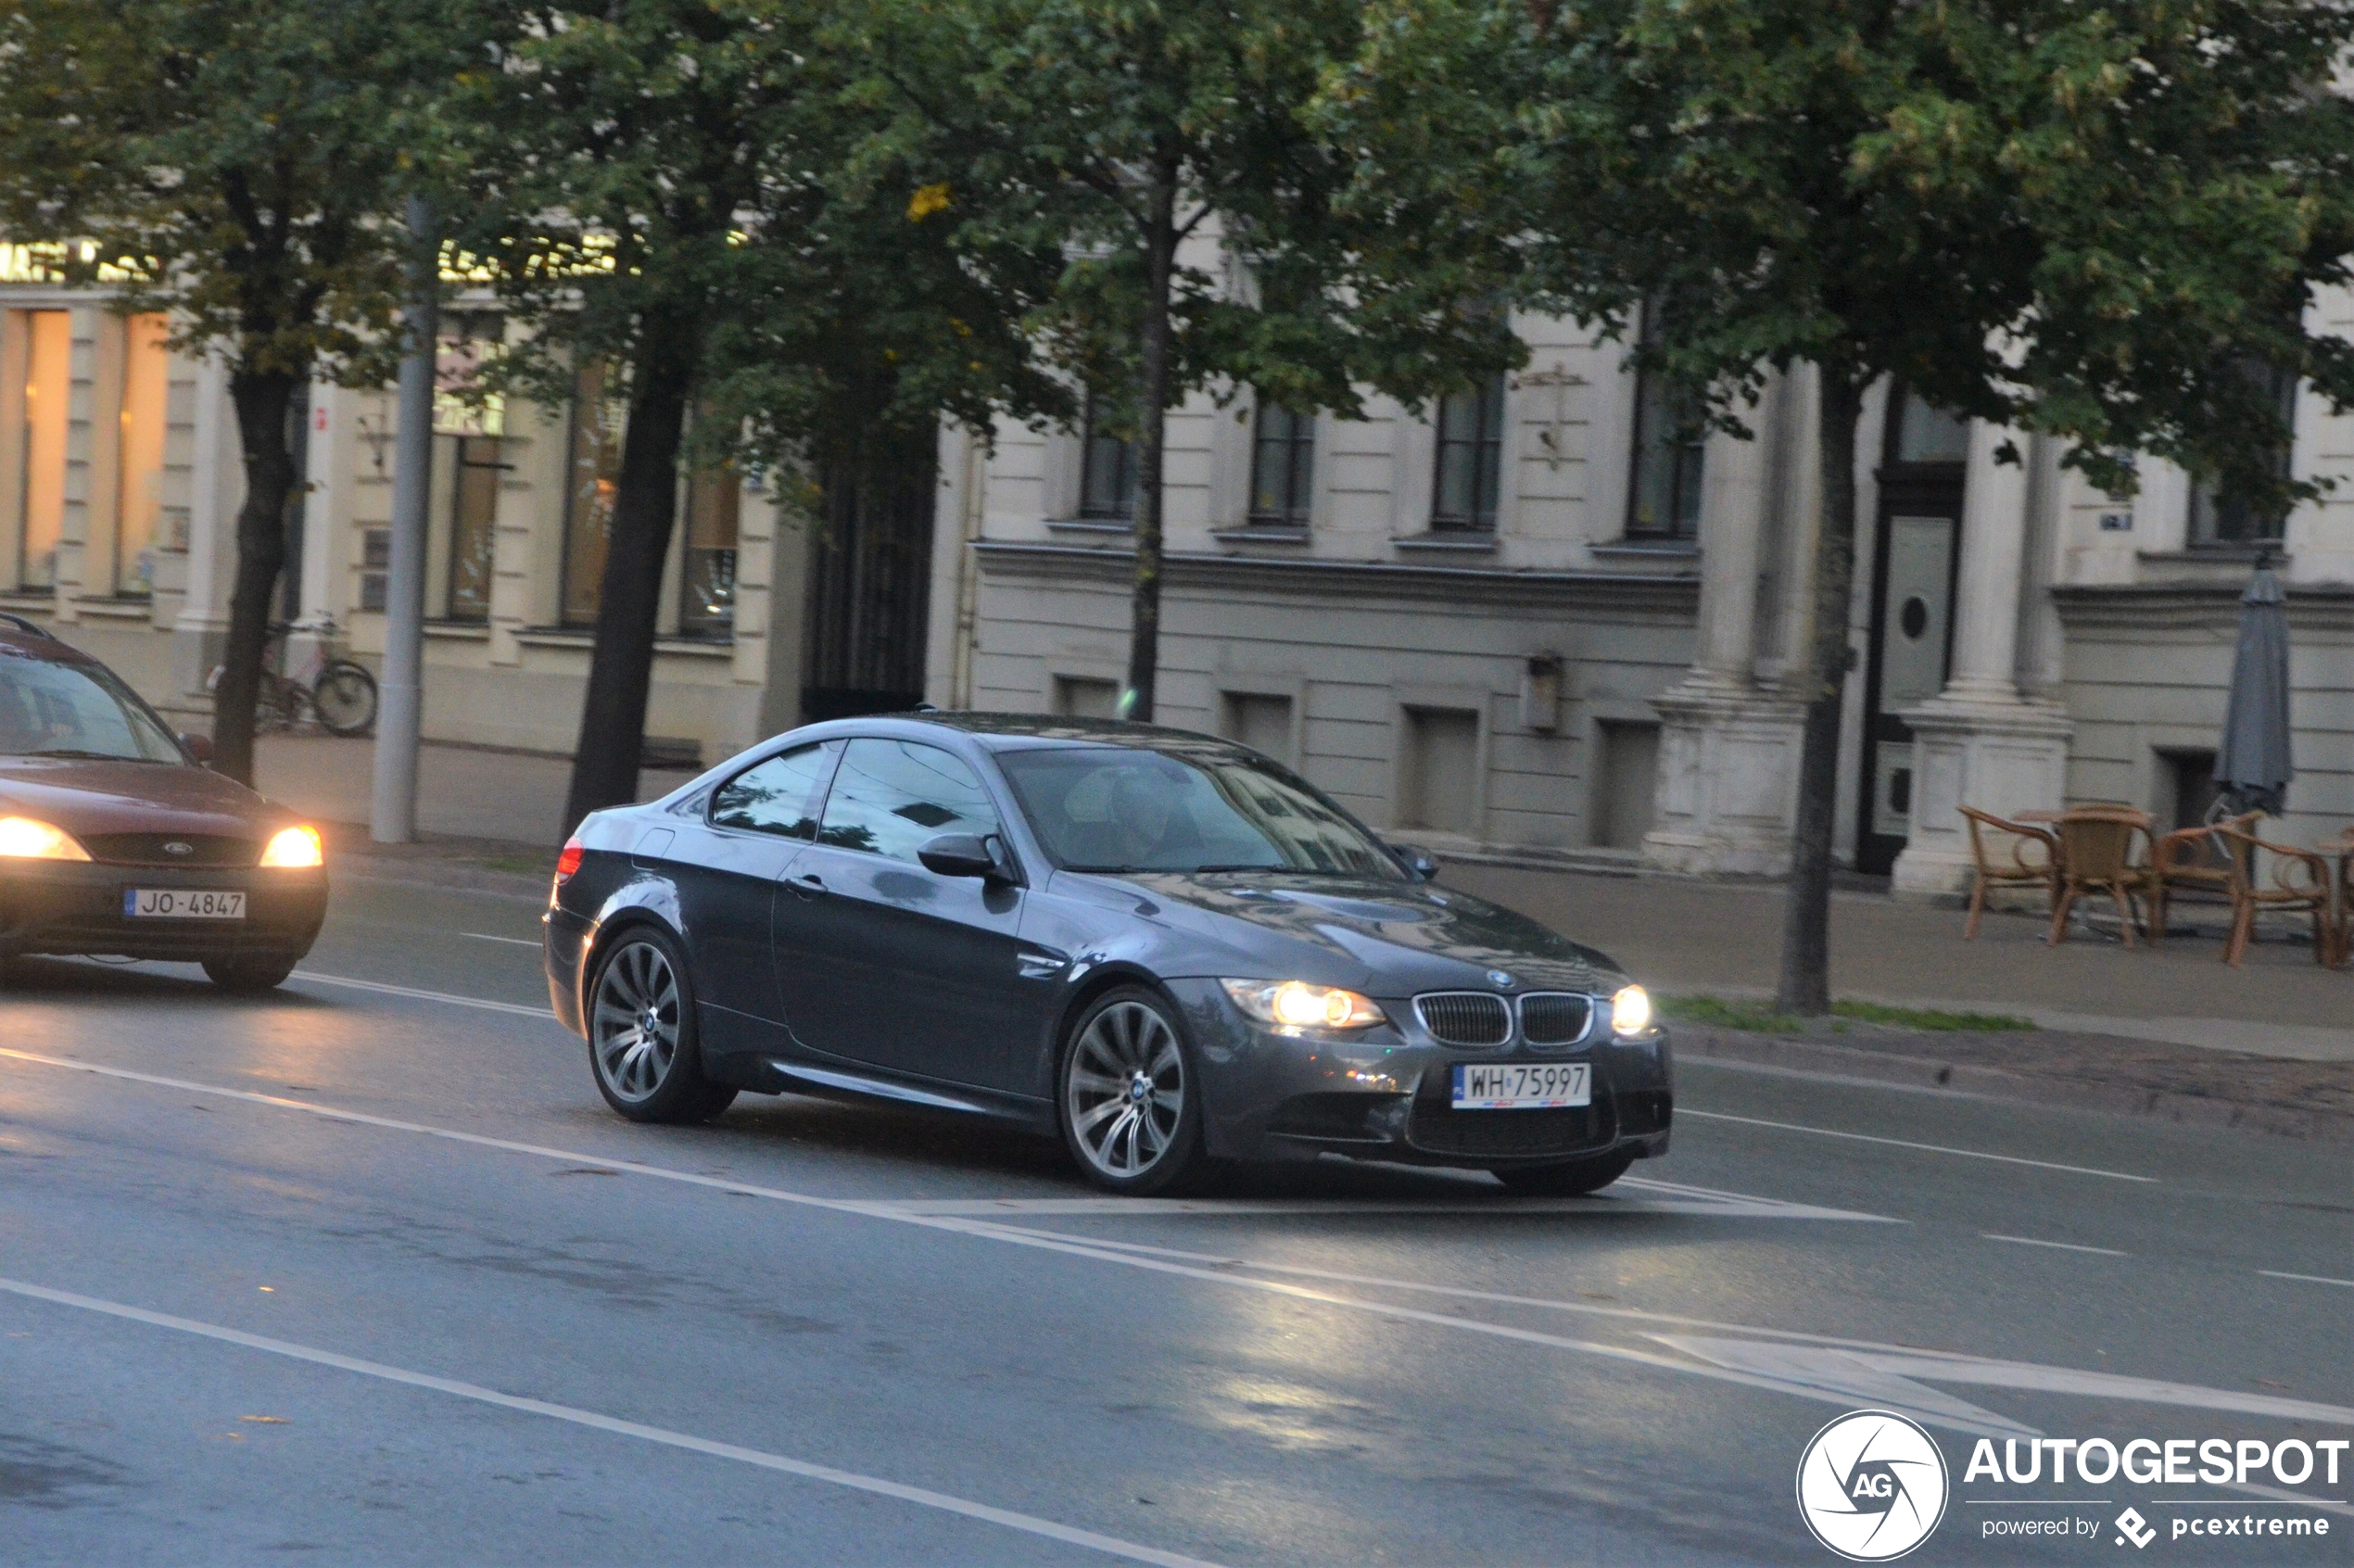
left=0, top=614, right=327, bottom=991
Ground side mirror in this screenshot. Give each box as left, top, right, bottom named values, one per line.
left=178, top=732, right=214, bottom=765
left=918, top=832, right=1005, bottom=881
left=1391, top=842, right=1440, bottom=880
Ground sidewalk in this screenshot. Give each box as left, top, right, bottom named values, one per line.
left=254, top=734, right=701, bottom=850
left=251, top=732, right=2352, bottom=1133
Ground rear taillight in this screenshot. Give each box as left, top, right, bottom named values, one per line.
left=554, top=838, right=584, bottom=883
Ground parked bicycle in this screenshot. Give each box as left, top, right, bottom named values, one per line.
left=206, top=618, right=378, bottom=737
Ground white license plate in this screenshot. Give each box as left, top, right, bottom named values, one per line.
left=1452, top=1061, right=1590, bottom=1109
left=124, top=889, right=246, bottom=920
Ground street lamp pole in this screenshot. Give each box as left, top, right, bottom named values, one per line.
left=372, top=194, right=437, bottom=844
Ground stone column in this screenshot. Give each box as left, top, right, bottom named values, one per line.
left=1891, top=423, right=2072, bottom=896
left=1642, top=376, right=1811, bottom=876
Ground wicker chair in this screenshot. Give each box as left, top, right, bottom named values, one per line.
left=2148, top=811, right=2261, bottom=943
left=2048, top=808, right=2155, bottom=946
left=1958, top=807, right=2058, bottom=940
left=2213, top=824, right=2340, bottom=968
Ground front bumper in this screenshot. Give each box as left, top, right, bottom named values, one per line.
left=0, top=860, right=327, bottom=962
left=1171, top=978, right=1673, bottom=1169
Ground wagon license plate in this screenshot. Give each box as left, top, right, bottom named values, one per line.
left=124, top=889, right=246, bottom=920
left=1452, top=1061, right=1590, bottom=1109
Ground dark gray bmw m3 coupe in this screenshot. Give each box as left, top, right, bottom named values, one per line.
left=544, top=714, right=1671, bottom=1195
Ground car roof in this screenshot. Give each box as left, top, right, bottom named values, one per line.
left=880, top=712, right=1250, bottom=755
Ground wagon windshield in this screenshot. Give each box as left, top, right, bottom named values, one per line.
left=996, top=745, right=1404, bottom=879
left=0, top=650, right=184, bottom=763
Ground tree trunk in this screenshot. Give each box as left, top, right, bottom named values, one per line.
left=561, top=323, right=701, bottom=834
left=209, top=370, right=302, bottom=787
left=1775, top=369, right=1865, bottom=1016
left=1121, top=166, right=1179, bottom=724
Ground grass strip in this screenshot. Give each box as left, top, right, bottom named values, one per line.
left=1657, top=994, right=2034, bottom=1034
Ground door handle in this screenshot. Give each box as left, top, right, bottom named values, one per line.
left=791, top=872, right=827, bottom=899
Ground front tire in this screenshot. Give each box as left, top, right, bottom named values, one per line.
left=1491, top=1149, right=1636, bottom=1196
left=312, top=661, right=378, bottom=737
left=588, top=928, right=737, bottom=1124
left=203, top=954, right=300, bottom=993
left=1058, top=985, right=1204, bottom=1195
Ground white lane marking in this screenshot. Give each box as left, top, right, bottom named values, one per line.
left=1982, top=1233, right=2129, bottom=1257
left=2259, top=1270, right=2354, bottom=1287
left=461, top=933, right=541, bottom=948
left=1677, top=1108, right=2156, bottom=1182
left=0, top=1276, right=1221, bottom=1568
left=0, top=1046, right=1982, bottom=1430
left=870, top=1178, right=1894, bottom=1223
left=944, top=1223, right=1955, bottom=1355
left=17, top=1047, right=2334, bottom=1442
left=290, top=971, right=556, bottom=1019
left=1647, top=1336, right=2354, bottom=1475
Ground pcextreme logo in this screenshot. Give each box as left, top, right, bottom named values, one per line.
left=1796, top=1410, right=1952, bottom=1562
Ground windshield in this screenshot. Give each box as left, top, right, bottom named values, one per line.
left=0, top=650, right=184, bottom=763
left=996, top=744, right=1405, bottom=879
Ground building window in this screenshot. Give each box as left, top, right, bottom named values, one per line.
left=1627, top=366, right=1704, bottom=538
left=560, top=361, right=625, bottom=626
left=16, top=310, right=70, bottom=592
left=444, top=436, right=503, bottom=623
left=1247, top=403, right=1315, bottom=527
left=2190, top=362, right=2297, bottom=547
left=1431, top=374, right=1505, bottom=531
left=679, top=464, right=739, bottom=638
left=114, top=313, right=171, bottom=596
left=1079, top=394, right=1137, bottom=521
left=1891, top=386, right=1971, bottom=465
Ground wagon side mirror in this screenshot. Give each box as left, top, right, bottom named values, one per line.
left=1391, top=842, right=1440, bottom=880
left=918, top=832, right=1005, bottom=881
left=178, top=732, right=214, bottom=766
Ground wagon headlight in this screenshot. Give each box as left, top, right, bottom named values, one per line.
left=0, top=816, right=90, bottom=860
left=259, top=826, right=324, bottom=868
left=1221, top=979, right=1386, bottom=1031
left=1611, top=984, right=1654, bottom=1036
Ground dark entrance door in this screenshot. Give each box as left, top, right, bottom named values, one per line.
left=1857, top=389, right=1967, bottom=876
left=801, top=433, right=937, bottom=721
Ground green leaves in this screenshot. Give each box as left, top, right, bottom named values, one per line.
left=0, top=0, right=455, bottom=386
left=859, top=0, right=1526, bottom=422
left=1331, top=0, right=2354, bottom=512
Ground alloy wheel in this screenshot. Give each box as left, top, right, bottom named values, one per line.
left=1065, top=999, right=1186, bottom=1180
left=592, top=940, right=680, bottom=1104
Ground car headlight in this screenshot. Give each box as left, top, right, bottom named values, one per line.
left=1221, top=979, right=1386, bottom=1031
left=0, top=816, right=91, bottom=861
left=1611, top=983, right=1654, bottom=1036
left=259, top=826, right=324, bottom=868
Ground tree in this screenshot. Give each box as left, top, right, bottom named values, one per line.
left=458, top=1, right=1064, bottom=832
left=0, top=0, right=451, bottom=784
left=1329, top=0, right=2354, bottom=1010
left=862, top=0, right=1523, bottom=721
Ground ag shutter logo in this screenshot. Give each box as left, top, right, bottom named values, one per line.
left=1796, top=1410, right=1950, bottom=1562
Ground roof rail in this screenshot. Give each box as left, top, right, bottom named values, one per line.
left=0, top=611, right=54, bottom=639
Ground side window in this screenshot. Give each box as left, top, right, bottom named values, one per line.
left=710, top=742, right=840, bottom=840
left=818, top=739, right=1002, bottom=864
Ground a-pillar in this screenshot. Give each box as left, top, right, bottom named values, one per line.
left=1890, top=422, right=2071, bottom=896
left=1643, top=377, right=1811, bottom=876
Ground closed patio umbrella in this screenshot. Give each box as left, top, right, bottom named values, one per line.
left=2215, top=562, right=2293, bottom=816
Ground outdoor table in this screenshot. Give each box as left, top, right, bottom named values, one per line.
left=2324, top=831, right=2354, bottom=968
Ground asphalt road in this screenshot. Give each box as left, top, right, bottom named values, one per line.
left=3, top=875, right=2348, bottom=1566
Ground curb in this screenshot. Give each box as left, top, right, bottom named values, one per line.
left=1677, top=1030, right=2354, bottom=1143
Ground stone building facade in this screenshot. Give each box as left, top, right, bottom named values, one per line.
left=925, top=307, right=2354, bottom=891
left=0, top=268, right=932, bottom=770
